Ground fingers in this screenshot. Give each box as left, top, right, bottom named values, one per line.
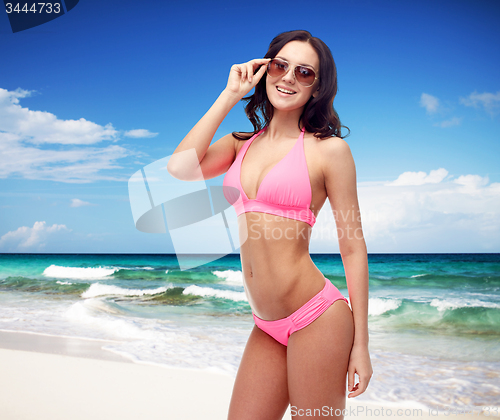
left=248, top=58, right=271, bottom=83
left=248, top=61, right=268, bottom=86
left=231, top=63, right=242, bottom=81
left=347, top=374, right=371, bottom=398
left=240, top=64, right=247, bottom=84
left=226, top=58, right=271, bottom=98
left=252, top=61, right=269, bottom=82
left=347, top=368, right=355, bottom=393
left=244, top=58, right=270, bottom=83
left=247, top=62, right=254, bottom=83
left=235, top=59, right=270, bottom=85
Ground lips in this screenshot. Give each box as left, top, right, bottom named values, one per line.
left=276, top=86, right=296, bottom=95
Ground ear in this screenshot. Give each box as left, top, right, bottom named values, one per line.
left=312, top=87, right=320, bottom=98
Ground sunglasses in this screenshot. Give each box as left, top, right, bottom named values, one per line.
left=266, top=58, right=319, bottom=87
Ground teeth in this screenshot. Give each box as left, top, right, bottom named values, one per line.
left=277, top=87, right=295, bottom=94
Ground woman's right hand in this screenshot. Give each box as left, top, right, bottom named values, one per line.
left=224, top=58, right=271, bottom=101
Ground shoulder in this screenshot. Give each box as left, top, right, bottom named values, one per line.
left=317, top=135, right=351, bottom=156
left=314, top=135, right=355, bottom=178
left=308, top=134, right=352, bottom=163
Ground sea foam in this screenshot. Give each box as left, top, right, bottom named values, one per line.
left=183, top=285, right=248, bottom=302
left=212, top=270, right=243, bottom=285
left=81, top=283, right=169, bottom=298
left=430, top=297, right=500, bottom=312
left=43, top=264, right=118, bottom=279
left=369, top=297, right=402, bottom=316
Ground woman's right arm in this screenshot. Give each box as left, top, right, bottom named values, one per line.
left=167, top=58, right=271, bottom=181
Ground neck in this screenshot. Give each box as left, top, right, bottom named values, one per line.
left=266, top=107, right=304, bottom=140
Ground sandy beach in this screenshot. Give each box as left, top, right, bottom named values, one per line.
left=0, top=330, right=236, bottom=420
left=0, top=330, right=489, bottom=420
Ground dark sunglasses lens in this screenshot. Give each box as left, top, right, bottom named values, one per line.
left=295, top=66, right=316, bottom=86
left=267, top=59, right=288, bottom=77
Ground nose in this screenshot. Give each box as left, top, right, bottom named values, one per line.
left=281, top=67, right=295, bottom=84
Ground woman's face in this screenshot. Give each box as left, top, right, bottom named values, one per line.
left=265, top=40, right=320, bottom=113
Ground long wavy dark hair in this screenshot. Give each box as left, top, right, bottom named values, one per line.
left=232, top=30, right=349, bottom=140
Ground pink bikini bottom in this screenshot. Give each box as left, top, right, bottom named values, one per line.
left=252, top=278, right=349, bottom=346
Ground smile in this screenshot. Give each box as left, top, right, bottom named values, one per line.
left=276, top=86, right=296, bottom=95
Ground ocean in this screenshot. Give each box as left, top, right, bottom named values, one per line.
left=0, top=253, right=499, bottom=412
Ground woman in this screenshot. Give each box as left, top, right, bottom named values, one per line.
left=168, top=30, right=372, bottom=419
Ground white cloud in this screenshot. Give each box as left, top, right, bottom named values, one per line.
left=0, top=88, right=117, bottom=145
left=420, top=93, right=439, bottom=114
left=70, top=198, right=93, bottom=207
left=309, top=169, right=500, bottom=253
left=419, top=93, right=461, bottom=128
left=0, top=221, right=71, bottom=251
left=360, top=176, right=499, bottom=250
left=460, top=90, right=500, bottom=116
left=386, top=168, right=449, bottom=186
left=453, top=174, right=490, bottom=194
left=0, top=87, right=132, bottom=183
left=124, top=129, right=158, bottom=138
left=434, top=117, right=462, bottom=128
left=0, top=131, right=129, bottom=183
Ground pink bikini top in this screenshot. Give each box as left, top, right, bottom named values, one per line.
left=223, top=126, right=316, bottom=227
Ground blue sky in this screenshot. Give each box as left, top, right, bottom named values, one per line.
left=1, top=0, right=499, bottom=255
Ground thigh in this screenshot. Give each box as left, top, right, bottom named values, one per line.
left=228, top=325, right=289, bottom=420
left=287, top=300, right=354, bottom=419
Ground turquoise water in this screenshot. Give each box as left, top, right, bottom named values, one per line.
left=0, top=253, right=499, bottom=410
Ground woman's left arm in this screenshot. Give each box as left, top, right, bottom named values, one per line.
left=321, top=137, right=373, bottom=398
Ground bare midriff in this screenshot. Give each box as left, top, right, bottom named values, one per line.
left=238, top=211, right=328, bottom=321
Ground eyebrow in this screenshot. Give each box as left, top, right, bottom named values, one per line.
left=275, top=55, right=317, bottom=71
